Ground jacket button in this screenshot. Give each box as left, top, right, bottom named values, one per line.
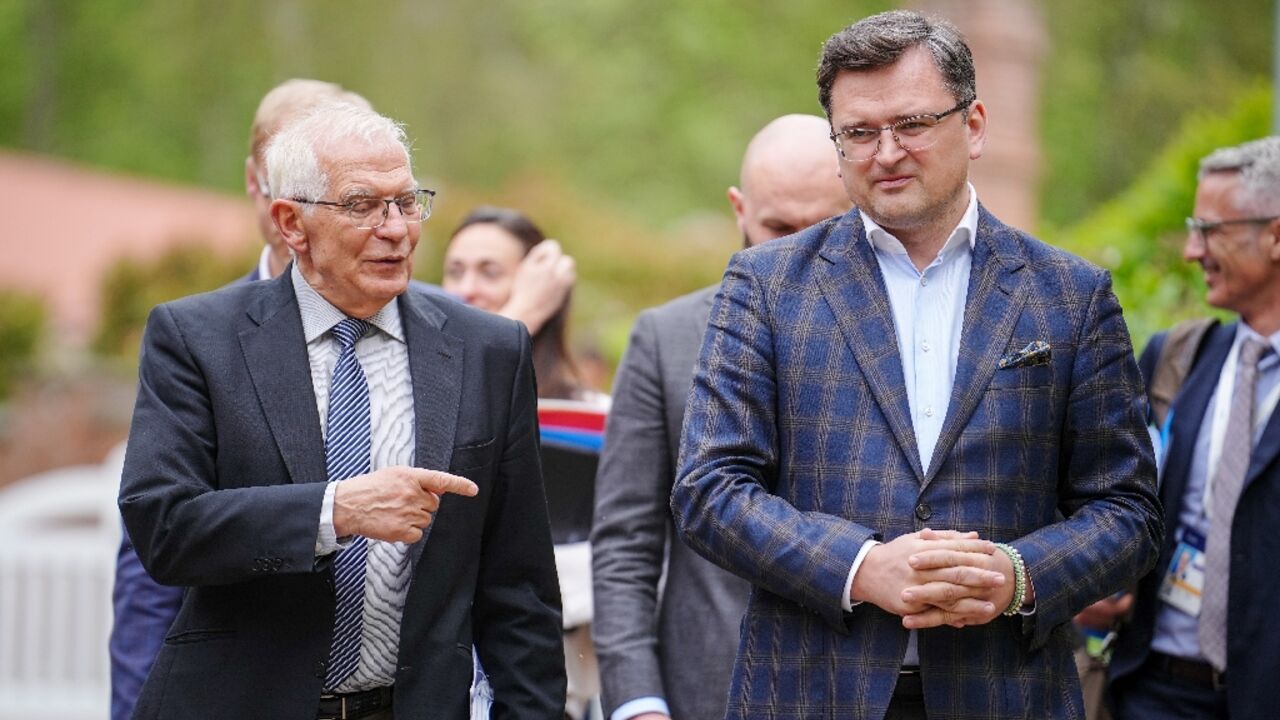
left=314, top=660, right=327, bottom=678
left=915, top=503, right=932, bottom=521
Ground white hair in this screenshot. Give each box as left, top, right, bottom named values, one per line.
left=1198, top=136, right=1280, bottom=216
left=265, top=101, right=412, bottom=205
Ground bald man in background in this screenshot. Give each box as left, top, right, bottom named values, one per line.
left=591, top=114, right=852, bottom=720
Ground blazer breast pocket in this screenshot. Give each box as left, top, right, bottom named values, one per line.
left=449, top=437, right=496, bottom=474
left=989, top=361, right=1054, bottom=390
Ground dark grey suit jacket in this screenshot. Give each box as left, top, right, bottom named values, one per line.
left=591, top=285, right=751, bottom=720
left=118, top=272, right=565, bottom=719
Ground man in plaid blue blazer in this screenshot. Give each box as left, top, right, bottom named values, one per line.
left=671, top=11, right=1162, bottom=720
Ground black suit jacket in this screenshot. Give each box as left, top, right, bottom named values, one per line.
left=1112, top=321, right=1280, bottom=719
left=118, top=271, right=565, bottom=719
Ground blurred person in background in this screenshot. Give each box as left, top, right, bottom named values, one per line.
left=1104, top=136, right=1280, bottom=720
left=590, top=113, right=852, bottom=720
left=110, top=80, right=576, bottom=720
left=444, top=207, right=590, bottom=404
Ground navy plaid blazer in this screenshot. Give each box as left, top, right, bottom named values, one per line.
left=672, top=206, right=1162, bottom=720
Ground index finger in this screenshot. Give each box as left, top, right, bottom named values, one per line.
left=913, top=538, right=996, bottom=557
left=919, top=528, right=981, bottom=541
left=909, top=548, right=1000, bottom=571
left=412, top=469, right=479, bottom=497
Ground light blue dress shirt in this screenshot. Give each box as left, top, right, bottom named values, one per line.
left=839, top=186, right=978, bottom=669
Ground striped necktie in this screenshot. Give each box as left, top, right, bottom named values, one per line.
left=1198, top=336, right=1269, bottom=671
left=325, top=317, right=372, bottom=689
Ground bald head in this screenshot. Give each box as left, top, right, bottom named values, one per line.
left=729, top=114, right=851, bottom=247
left=247, top=79, right=373, bottom=278
left=249, top=79, right=372, bottom=176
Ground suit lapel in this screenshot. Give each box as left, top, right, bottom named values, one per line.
left=239, top=271, right=327, bottom=485
left=924, top=209, right=1028, bottom=485
left=399, top=289, right=464, bottom=567
left=1247, top=402, right=1280, bottom=490
left=817, top=214, right=923, bottom=482
left=1245, top=332, right=1280, bottom=491
left=1162, top=324, right=1234, bottom=530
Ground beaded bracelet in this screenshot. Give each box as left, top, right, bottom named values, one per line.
left=994, top=543, right=1026, bottom=616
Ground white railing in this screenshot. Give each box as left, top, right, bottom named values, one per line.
left=0, top=444, right=122, bottom=720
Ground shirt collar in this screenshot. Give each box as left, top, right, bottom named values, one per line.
left=860, top=183, right=979, bottom=262
left=290, top=263, right=404, bottom=344
left=256, top=245, right=273, bottom=282
left=1234, top=321, right=1280, bottom=365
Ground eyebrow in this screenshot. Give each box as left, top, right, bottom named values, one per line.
left=839, top=109, right=938, bottom=129
left=337, top=186, right=417, bottom=202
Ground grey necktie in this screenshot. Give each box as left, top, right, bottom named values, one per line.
left=1198, top=336, right=1269, bottom=671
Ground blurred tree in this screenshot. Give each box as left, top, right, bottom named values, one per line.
left=0, top=290, right=45, bottom=400
left=1053, top=86, right=1270, bottom=348
left=94, top=243, right=257, bottom=360
left=1040, top=0, right=1272, bottom=231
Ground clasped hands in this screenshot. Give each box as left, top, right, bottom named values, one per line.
left=333, top=466, right=478, bottom=544
left=851, top=528, right=1027, bottom=630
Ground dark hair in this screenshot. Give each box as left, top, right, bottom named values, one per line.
left=816, top=10, right=975, bottom=116
left=449, top=206, right=583, bottom=400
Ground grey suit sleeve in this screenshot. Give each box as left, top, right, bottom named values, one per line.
left=591, top=310, right=672, bottom=716
left=118, top=304, right=327, bottom=587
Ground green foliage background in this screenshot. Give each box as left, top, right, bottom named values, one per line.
left=0, top=291, right=44, bottom=399
left=0, top=0, right=1275, bottom=375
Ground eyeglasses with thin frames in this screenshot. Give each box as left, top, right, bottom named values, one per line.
left=829, top=96, right=975, bottom=162
left=291, top=189, right=436, bottom=230
left=1185, top=215, right=1279, bottom=246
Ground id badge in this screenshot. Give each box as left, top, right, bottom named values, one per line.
left=1157, top=527, right=1206, bottom=617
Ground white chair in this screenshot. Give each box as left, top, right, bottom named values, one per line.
left=0, top=444, right=123, bottom=719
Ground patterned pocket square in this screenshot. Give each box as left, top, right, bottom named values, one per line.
left=999, top=340, right=1051, bottom=369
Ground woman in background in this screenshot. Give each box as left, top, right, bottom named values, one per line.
left=444, top=206, right=604, bottom=720
left=444, top=206, right=597, bottom=402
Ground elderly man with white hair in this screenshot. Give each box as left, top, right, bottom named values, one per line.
left=118, top=101, right=566, bottom=720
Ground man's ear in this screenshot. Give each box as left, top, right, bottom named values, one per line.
left=965, top=99, right=988, bottom=161
left=727, top=186, right=747, bottom=234
left=245, top=157, right=261, bottom=200
left=1264, top=217, right=1280, bottom=261
left=271, top=199, right=308, bottom=256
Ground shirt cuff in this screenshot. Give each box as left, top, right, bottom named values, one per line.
left=842, top=539, right=881, bottom=612
left=315, top=480, right=345, bottom=555
left=612, top=696, right=670, bottom=720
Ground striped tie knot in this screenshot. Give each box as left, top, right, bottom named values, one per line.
left=331, top=317, right=369, bottom=349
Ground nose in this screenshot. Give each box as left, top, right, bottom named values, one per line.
left=453, top=274, right=482, bottom=306
left=874, top=128, right=908, bottom=164
left=374, top=201, right=409, bottom=238
left=1183, top=229, right=1206, bottom=263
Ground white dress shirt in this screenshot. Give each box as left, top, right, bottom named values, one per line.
left=293, top=266, right=417, bottom=692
